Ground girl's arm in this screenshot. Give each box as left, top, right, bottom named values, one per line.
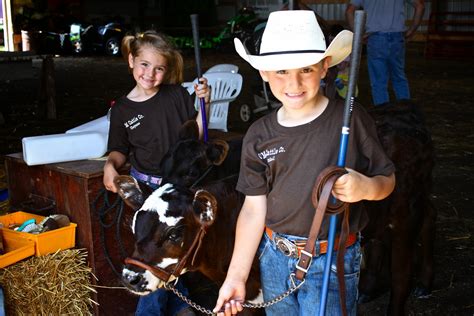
left=214, top=194, right=267, bottom=316
left=194, top=77, right=211, bottom=139
left=103, top=151, right=127, bottom=193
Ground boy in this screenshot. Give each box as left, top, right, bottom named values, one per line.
left=213, top=10, right=395, bottom=316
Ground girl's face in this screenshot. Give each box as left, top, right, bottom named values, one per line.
left=129, top=46, right=168, bottom=93
left=259, top=58, right=330, bottom=111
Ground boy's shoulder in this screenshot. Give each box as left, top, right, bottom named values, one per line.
left=247, top=109, right=277, bottom=132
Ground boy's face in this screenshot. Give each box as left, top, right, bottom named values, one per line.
left=259, top=58, right=330, bottom=111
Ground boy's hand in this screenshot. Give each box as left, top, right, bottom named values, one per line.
left=331, top=168, right=366, bottom=203
left=195, top=77, right=211, bottom=104
left=213, top=279, right=246, bottom=315
left=332, top=168, right=395, bottom=202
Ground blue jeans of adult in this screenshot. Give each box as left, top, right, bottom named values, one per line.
left=133, top=176, right=192, bottom=316
left=367, top=32, right=410, bottom=106
left=258, top=231, right=361, bottom=316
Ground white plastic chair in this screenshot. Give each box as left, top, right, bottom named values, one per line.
left=205, top=63, right=239, bottom=74
left=181, top=63, right=239, bottom=94
left=206, top=72, right=243, bottom=131
left=183, top=72, right=243, bottom=132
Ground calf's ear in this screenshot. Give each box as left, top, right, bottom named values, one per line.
left=207, top=139, right=229, bottom=166
left=178, top=120, right=199, bottom=140
left=114, top=175, right=146, bottom=210
left=192, top=190, right=217, bottom=227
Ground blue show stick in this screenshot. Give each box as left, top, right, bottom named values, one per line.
left=319, top=10, right=366, bottom=316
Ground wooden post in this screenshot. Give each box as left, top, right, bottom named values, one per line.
left=40, top=56, right=57, bottom=119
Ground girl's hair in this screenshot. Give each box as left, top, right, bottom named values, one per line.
left=121, top=30, right=184, bottom=84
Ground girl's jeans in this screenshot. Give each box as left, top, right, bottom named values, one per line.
left=367, top=32, right=410, bottom=106
left=258, top=231, right=361, bottom=316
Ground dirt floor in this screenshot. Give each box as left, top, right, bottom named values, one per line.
left=0, top=43, right=473, bottom=315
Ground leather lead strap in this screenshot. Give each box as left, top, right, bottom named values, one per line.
left=124, top=257, right=172, bottom=282
left=295, top=166, right=350, bottom=316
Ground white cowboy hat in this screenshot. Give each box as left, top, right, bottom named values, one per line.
left=234, top=10, right=354, bottom=71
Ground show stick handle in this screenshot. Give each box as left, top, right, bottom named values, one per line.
left=337, top=10, right=366, bottom=166
left=190, top=13, right=209, bottom=142
left=190, top=14, right=203, bottom=78
left=342, top=10, right=366, bottom=130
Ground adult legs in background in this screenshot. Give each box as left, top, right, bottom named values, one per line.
left=367, top=33, right=390, bottom=106
left=388, top=32, right=410, bottom=101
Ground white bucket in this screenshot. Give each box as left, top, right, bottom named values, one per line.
left=66, top=115, right=110, bottom=134
left=22, top=132, right=108, bottom=166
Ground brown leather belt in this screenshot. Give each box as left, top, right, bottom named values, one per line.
left=265, top=227, right=357, bottom=258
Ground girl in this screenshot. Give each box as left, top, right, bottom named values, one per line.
left=103, top=30, right=210, bottom=316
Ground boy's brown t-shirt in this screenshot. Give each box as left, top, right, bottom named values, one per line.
left=236, top=98, right=395, bottom=238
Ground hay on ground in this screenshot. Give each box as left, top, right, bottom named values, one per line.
left=0, top=248, right=97, bottom=315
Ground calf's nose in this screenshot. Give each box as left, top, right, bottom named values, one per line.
left=122, top=269, right=147, bottom=291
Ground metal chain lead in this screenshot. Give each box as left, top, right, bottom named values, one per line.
left=165, top=275, right=305, bottom=315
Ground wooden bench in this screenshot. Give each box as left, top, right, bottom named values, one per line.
left=424, top=11, right=474, bottom=58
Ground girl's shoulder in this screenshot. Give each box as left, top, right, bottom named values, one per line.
left=111, top=95, right=131, bottom=109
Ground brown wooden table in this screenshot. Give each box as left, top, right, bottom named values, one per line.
left=4, top=153, right=137, bottom=315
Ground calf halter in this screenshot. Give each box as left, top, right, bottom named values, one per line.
left=125, top=223, right=208, bottom=283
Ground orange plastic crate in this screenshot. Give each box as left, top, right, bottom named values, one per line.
left=0, top=211, right=76, bottom=256
left=0, top=232, right=35, bottom=268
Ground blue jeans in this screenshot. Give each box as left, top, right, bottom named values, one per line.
left=367, top=32, right=410, bottom=106
left=135, top=279, right=191, bottom=316
left=258, top=232, right=361, bottom=316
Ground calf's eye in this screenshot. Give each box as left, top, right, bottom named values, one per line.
left=168, top=231, right=181, bottom=242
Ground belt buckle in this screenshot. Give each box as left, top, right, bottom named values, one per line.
left=275, top=236, right=298, bottom=258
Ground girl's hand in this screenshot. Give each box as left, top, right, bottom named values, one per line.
left=103, top=164, right=119, bottom=193
left=195, top=77, right=211, bottom=104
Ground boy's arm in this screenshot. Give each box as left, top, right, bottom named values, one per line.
left=213, top=194, right=267, bottom=316
left=103, top=151, right=127, bottom=193
left=332, top=168, right=395, bottom=202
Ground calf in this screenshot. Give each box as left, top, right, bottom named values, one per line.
left=115, top=121, right=260, bottom=313
left=115, top=177, right=261, bottom=312
left=359, top=101, right=436, bottom=315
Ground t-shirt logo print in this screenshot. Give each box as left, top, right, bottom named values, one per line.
left=124, top=114, right=144, bottom=130
left=258, top=146, right=286, bottom=163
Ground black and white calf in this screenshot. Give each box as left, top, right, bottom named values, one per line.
left=116, top=177, right=261, bottom=302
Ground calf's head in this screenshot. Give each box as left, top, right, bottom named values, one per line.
left=160, top=120, right=229, bottom=186
left=115, top=176, right=217, bottom=295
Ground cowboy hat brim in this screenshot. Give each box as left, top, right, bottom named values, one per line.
left=234, top=30, right=354, bottom=71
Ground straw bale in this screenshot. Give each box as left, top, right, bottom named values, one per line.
left=0, top=248, right=97, bottom=315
